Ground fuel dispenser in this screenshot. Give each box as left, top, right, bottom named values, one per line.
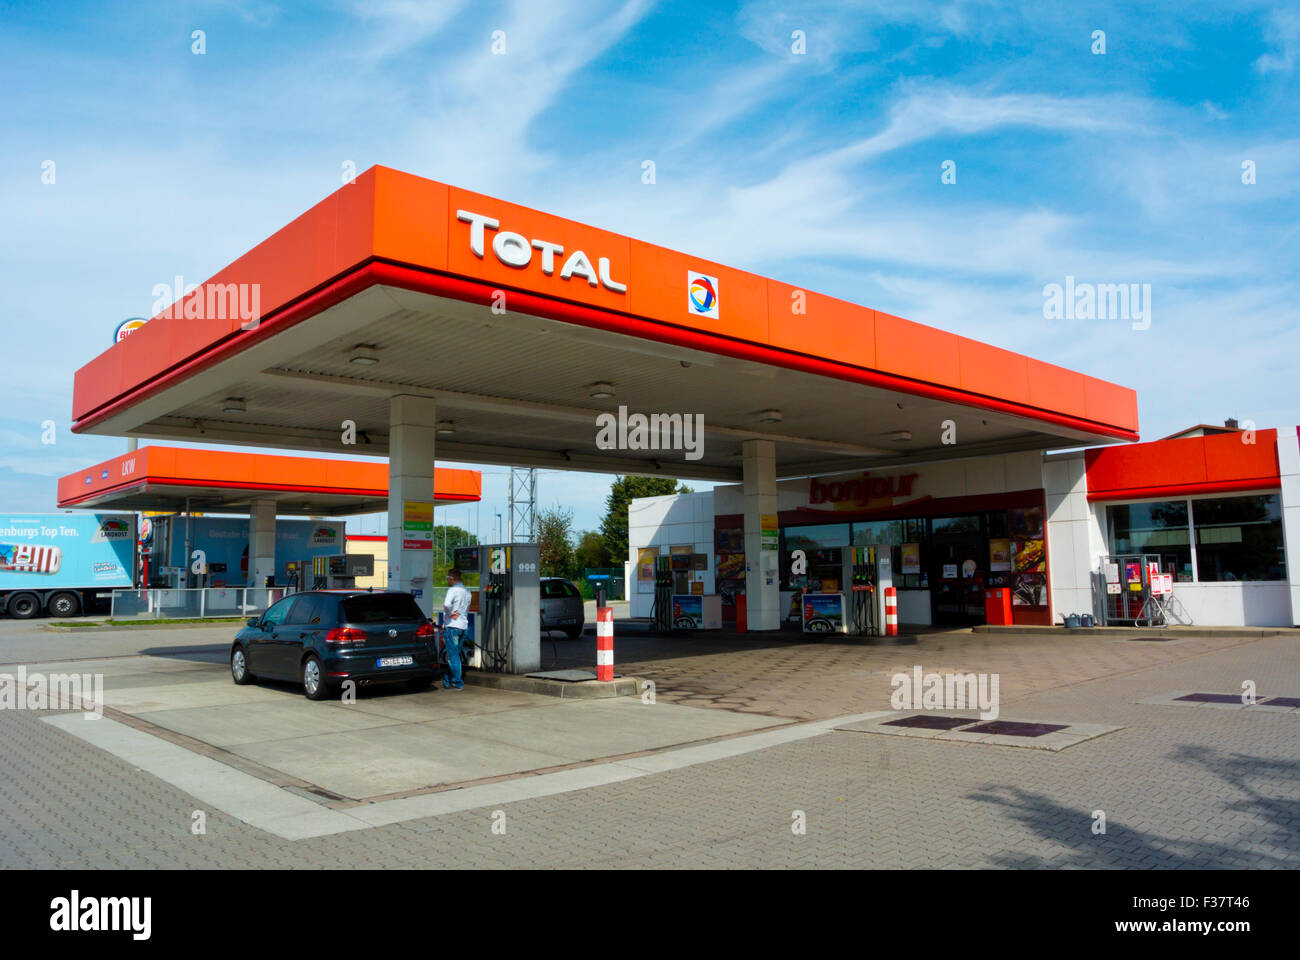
left=306, top=554, right=374, bottom=589
left=844, top=545, right=892, bottom=636
left=650, top=555, right=674, bottom=632
left=451, top=543, right=540, bottom=674
left=799, top=544, right=893, bottom=636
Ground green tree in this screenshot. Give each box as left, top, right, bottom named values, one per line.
left=536, top=505, right=576, bottom=578
left=432, top=525, right=477, bottom=578
left=598, top=476, right=694, bottom=567
left=573, top=530, right=606, bottom=572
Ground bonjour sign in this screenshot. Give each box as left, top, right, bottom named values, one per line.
left=809, top=472, right=920, bottom=507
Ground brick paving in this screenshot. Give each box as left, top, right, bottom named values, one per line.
left=549, top=624, right=1268, bottom=720
left=0, top=625, right=1297, bottom=868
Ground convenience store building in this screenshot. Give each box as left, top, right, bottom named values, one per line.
left=628, top=424, right=1299, bottom=628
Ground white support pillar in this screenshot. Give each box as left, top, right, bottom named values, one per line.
left=249, top=499, right=277, bottom=587
left=387, top=395, right=437, bottom=617
left=742, top=438, right=780, bottom=631
left=1276, top=426, right=1300, bottom=626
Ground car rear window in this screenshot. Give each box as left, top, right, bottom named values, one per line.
left=287, top=594, right=336, bottom=625
left=340, top=594, right=424, bottom=623
left=542, top=580, right=579, bottom=598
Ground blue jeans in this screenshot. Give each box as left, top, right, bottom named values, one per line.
left=442, top=627, right=465, bottom=687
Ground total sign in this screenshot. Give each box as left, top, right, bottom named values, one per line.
left=687, top=271, right=719, bottom=320
left=456, top=210, right=627, bottom=294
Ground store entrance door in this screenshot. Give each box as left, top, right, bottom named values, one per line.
left=930, top=530, right=986, bottom=625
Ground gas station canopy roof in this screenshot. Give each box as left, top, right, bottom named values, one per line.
left=56, top=446, right=481, bottom=516
left=71, top=166, right=1139, bottom=482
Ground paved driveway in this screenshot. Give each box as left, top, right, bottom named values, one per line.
left=546, top=624, right=1270, bottom=720
left=1, top=619, right=1297, bottom=867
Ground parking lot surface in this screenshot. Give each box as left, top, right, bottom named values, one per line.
left=1, top=619, right=1297, bottom=868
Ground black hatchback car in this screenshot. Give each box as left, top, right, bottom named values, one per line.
left=231, top=590, right=438, bottom=700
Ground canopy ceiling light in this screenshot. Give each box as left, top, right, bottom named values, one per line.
left=887, top=430, right=913, bottom=443
left=588, top=381, right=616, bottom=399
left=349, top=344, right=380, bottom=365
left=221, top=398, right=246, bottom=414
left=757, top=409, right=783, bottom=424
left=436, top=420, right=457, bottom=436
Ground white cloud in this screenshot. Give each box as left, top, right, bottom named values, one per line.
left=1254, top=9, right=1300, bottom=73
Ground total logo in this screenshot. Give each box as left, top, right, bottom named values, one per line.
left=456, top=210, right=627, bottom=294
left=687, top=271, right=719, bottom=319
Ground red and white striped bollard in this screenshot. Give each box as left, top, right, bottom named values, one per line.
left=884, top=587, right=898, bottom=636
left=596, top=607, right=614, bottom=681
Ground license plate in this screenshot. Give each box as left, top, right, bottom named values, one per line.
left=377, top=656, right=414, bottom=668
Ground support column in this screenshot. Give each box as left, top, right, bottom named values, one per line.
left=387, top=395, right=437, bottom=617
left=742, top=438, right=780, bottom=631
left=249, top=499, right=277, bottom=586
left=1276, top=426, right=1300, bottom=626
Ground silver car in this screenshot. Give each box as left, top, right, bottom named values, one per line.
left=540, top=577, right=585, bottom=638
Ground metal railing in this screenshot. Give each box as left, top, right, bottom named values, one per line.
left=110, top=587, right=295, bottom=620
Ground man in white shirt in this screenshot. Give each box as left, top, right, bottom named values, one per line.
left=441, top=568, right=471, bottom=689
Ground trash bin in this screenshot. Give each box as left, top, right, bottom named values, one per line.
left=983, top=587, right=1012, bottom=625
left=736, top=593, right=747, bottom=634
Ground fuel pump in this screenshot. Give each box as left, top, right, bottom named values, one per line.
left=650, top=555, right=674, bottom=632
left=481, top=546, right=513, bottom=672
left=845, top=545, right=878, bottom=636
left=842, top=545, right=894, bottom=637
left=309, top=554, right=373, bottom=589
left=451, top=543, right=539, bottom=674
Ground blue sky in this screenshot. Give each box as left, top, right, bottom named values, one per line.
left=2, top=0, right=1297, bottom=536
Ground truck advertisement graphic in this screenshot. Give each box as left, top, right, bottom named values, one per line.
left=165, top=517, right=345, bottom=586
left=0, top=515, right=135, bottom=588
left=0, top=514, right=137, bottom=618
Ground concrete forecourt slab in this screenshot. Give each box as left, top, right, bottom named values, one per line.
left=41, top=709, right=891, bottom=840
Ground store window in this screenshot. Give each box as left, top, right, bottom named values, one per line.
left=1192, top=495, right=1286, bottom=582
left=851, top=520, right=902, bottom=545
left=1107, top=501, right=1192, bottom=581
left=780, top=524, right=849, bottom=591
left=784, top=523, right=850, bottom=551
left=852, top=519, right=925, bottom=588
left=932, top=515, right=980, bottom=536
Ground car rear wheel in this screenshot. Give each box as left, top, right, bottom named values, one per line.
left=302, top=654, right=331, bottom=701
left=48, top=592, right=80, bottom=618
left=564, top=625, right=583, bottom=639
left=231, top=646, right=256, bottom=685
left=8, top=593, right=40, bottom=620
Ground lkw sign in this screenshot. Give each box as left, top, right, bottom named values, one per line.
left=456, top=209, right=627, bottom=294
